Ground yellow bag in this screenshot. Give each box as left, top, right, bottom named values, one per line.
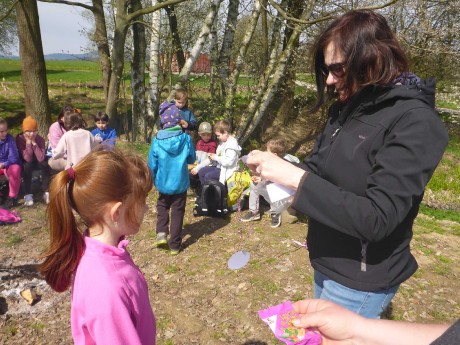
left=227, top=170, right=252, bottom=207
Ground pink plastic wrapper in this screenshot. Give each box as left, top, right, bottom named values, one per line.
left=258, top=301, right=322, bottom=345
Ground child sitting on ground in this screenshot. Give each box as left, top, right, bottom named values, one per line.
left=47, top=105, right=71, bottom=159
left=241, top=138, right=299, bottom=228
left=149, top=102, right=196, bottom=255
left=39, top=149, right=156, bottom=344
left=48, top=110, right=97, bottom=171
left=196, top=119, right=241, bottom=185
left=190, top=122, right=217, bottom=192
left=91, top=112, right=116, bottom=146
left=0, top=118, right=22, bottom=208
left=16, top=116, right=50, bottom=206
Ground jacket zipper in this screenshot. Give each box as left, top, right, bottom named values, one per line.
left=360, top=240, right=368, bottom=272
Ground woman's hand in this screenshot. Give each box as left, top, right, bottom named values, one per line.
left=246, top=150, right=306, bottom=190
left=190, top=167, right=198, bottom=175
left=292, top=299, right=361, bottom=344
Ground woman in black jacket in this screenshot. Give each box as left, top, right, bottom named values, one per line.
left=247, top=10, right=448, bottom=318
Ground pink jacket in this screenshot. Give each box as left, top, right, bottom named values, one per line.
left=71, top=235, right=156, bottom=345
left=48, top=121, right=66, bottom=150
left=53, top=129, right=96, bottom=169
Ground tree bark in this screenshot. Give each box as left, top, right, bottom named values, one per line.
left=165, top=5, right=186, bottom=72
left=224, top=0, right=261, bottom=119
left=15, top=0, right=51, bottom=136
left=147, top=0, right=162, bottom=140
left=130, top=0, right=146, bottom=142
left=92, top=0, right=111, bottom=102
left=176, top=0, right=222, bottom=88
left=216, top=0, right=239, bottom=99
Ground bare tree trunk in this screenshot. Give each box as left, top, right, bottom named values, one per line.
left=130, top=0, right=146, bottom=142
left=147, top=0, right=161, bottom=140
left=225, top=0, right=261, bottom=119
left=176, top=0, right=223, bottom=87
left=208, top=22, right=219, bottom=104
left=92, top=0, right=111, bottom=102
left=217, top=0, right=239, bottom=99
left=15, top=0, right=51, bottom=136
left=237, top=3, right=316, bottom=143
left=165, top=4, right=186, bottom=71
left=261, top=0, right=269, bottom=68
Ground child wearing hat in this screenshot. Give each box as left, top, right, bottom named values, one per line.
left=0, top=118, right=22, bottom=208
left=189, top=122, right=217, bottom=195
left=148, top=102, right=196, bottom=255
left=16, top=116, right=50, bottom=206
left=190, top=122, right=218, bottom=174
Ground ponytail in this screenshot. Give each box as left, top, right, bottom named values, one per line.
left=39, top=169, right=85, bottom=292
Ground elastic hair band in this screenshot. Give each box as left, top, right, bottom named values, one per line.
left=67, top=166, right=75, bottom=180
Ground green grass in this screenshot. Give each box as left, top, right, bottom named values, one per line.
left=418, top=204, right=460, bottom=223
left=6, top=234, right=23, bottom=247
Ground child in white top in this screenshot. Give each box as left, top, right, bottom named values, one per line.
left=48, top=110, right=96, bottom=171
left=196, top=119, right=241, bottom=185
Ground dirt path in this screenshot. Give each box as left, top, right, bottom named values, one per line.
left=1, top=193, right=459, bottom=345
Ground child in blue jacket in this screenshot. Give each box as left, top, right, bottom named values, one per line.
left=148, top=102, right=196, bottom=255
left=91, top=112, right=116, bottom=146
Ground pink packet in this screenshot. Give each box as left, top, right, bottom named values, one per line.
left=258, top=301, right=322, bottom=345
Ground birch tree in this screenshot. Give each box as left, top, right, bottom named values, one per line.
left=146, top=0, right=162, bottom=139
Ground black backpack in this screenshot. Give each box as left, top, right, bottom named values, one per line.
left=193, top=180, right=229, bottom=217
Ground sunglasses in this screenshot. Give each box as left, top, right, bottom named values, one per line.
left=320, top=62, right=345, bottom=78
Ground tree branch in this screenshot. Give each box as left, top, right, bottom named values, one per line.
left=38, top=0, right=94, bottom=12
left=0, top=0, right=19, bottom=22
left=127, top=0, right=189, bottom=22
left=266, top=0, right=401, bottom=26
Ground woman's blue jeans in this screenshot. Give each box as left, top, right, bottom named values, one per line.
left=314, top=270, right=399, bottom=319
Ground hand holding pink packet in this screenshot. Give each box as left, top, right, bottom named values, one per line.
left=258, top=301, right=322, bottom=345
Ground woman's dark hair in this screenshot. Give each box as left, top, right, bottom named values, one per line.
left=94, top=112, right=109, bottom=123
left=311, top=10, right=409, bottom=111
left=63, top=110, right=87, bottom=130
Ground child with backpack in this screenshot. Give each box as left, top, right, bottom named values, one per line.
left=196, top=119, right=241, bottom=185
left=241, top=138, right=299, bottom=228
left=149, top=102, right=196, bottom=255
left=39, top=149, right=156, bottom=344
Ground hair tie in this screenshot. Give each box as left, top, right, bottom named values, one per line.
left=67, top=166, right=75, bottom=180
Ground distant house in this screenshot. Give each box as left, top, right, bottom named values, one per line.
left=161, top=53, right=234, bottom=74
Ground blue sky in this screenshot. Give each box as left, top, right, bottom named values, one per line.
left=14, top=2, right=91, bottom=55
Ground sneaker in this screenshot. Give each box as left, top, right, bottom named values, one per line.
left=270, top=212, right=281, bottom=228
left=5, top=197, right=18, bottom=209
left=170, top=249, right=180, bottom=256
left=153, top=232, right=169, bottom=249
left=241, top=211, right=261, bottom=222
left=43, top=192, right=50, bottom=204
left=24, top=194, right=34, bottom=206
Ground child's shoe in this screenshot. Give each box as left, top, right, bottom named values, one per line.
left=270, top=212, right=281, bottom=228
left=153, top=232, right=169, bottom=249
left=170, top=248, right=180, bottom=256
left=241, top=211, right=261, bottom=222
left=24, top=194, right=34, bottom=207
left=43, top=192, right=50, bottom=204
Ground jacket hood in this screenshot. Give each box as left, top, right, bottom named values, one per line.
left=155, top=128, right=188, bottom=155
left=344, top=76, right=437, bottom=118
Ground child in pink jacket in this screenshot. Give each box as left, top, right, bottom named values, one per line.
left=40, top=149, right=156, bottom=345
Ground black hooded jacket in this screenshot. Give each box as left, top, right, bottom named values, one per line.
left=292, top=78, right=449, bottom=291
